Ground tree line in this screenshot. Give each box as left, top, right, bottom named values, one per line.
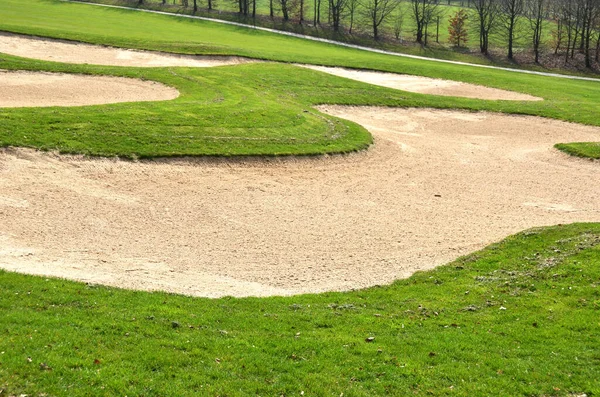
left=135, top=0, right=600, bottom=67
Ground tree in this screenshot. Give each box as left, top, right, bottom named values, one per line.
left=330, top=0, right=349, bottom=31
left=348, top=0, right=360, bottom=33
left=363, top=0, right=398, bottom=40
left=314, top=0, right=322, bottom=24
left=280, top=0, right=290, bottom=20
left=525, top=0, right=546, bottom=62
left=473, top=0, right=500, bottom=54
left=411, top=0, right=440, bottom=44
left=448, top=9, right=469, bottom=46
left=581, top=0, right=600, bottom=67
left=393, top=9, right=405, bottom=39
left=499, top=0, right=524, bottom=59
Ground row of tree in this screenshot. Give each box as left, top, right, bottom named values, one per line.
left=137, top=0, right=600, bottom=67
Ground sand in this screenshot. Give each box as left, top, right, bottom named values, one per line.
left=1, top=107, right=598, bottom=297
left=0, top=32, right=252, bottom=68
left=1, top=32, right=539, bottom=101
left=0, top=70, right=179, bottom=107
left=300, top=65, right=543, bottom=101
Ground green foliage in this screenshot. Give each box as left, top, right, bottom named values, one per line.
left=1, top=223, right=599, bottom=395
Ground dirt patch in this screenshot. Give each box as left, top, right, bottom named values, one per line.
left=0, top=70, right=179, bottom=107
left=1, top=108, right=598, bottom=297
left=0, top=32, right=253, bottom=67
left=301, top=65, right=543, bottom=101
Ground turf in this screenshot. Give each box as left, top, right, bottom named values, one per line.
left=1, top=223, right=599, bottom=396
left=1, top=49, right=597, bottom=157
left=555, top=142, right=600, bottom=160
left=1, top=0, right=600, bottom=157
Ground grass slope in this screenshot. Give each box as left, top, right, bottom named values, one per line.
left=1, top=223, right=599, bottom=396
left=88, top=0, right=560, bottom=61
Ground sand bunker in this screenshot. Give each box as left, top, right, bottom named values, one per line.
left=0, top=32, right=252, bottom=68
left=1, top=108, right=598, bottom=297
left=1, top=32, right=540, bottom=101
left=0, top=70, right=179, bottom=107
left=301, top=65, right=542, bottom=101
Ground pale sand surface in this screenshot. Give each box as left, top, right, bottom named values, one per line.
left=2, top=32, right=539, bottom=101
left=300, top=65, right=543, bottom=101
left=0, top=32, right=252, bottom=68
left=1, top=107, right=598, bottom=297
left=0, top=70, right=179, bottom=107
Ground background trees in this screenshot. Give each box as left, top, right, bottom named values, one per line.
left=363, top=0, right=398, bottom=39
left=499, top=0, right=524, bottom=58
left=126, top=0, right=600, bottom=69
left=411, top=0, right=441, bottom=44
left=473, top=0, right=500, bottom=54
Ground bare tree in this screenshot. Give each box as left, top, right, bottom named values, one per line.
left=581, top=0, right=600, bottom=67
left=330, top=0, right=349, bottom=31
left=314, top=0, right=322, bottom=24
left=363, top=0, right=398, bottom=39
left=473, top=0, right=500, bottom=54
left=499, top=0, right=524, bottom=58
left=348, top=0, right=360, bottom=33
left=393, top=8, right=405, bottom=39
left=280, top=0, right=290, bottom=20
left=525, top=0, right=546, bottom=62
left=411, top=0, right=440, bottom=44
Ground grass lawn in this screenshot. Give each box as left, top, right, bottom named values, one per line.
left=1, top=0, right=600, bottom=157
left=0, top=2, right=599, bottom=395
left=1, top=51, right=599, bottom=157
left=1, top=223, right=599, bottom=396
left=555, top=142, right=600, bottom=160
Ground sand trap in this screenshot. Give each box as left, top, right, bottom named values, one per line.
left=0, top=32, right=252, bottom=68
left=0, top=70, right=179, bottom=107
left=301, top=65, right=542, bottom=101
left=1, top=108, right=598, bottom=297
left=1, top=32, right=540, bottom=101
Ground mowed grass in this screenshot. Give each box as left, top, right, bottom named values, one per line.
left=1, top=51, right=598, bottom=157
left=1, top=1, right=600, bottom=156
left=555, top=142, right=600, bottom=160
left=1, top=223, right=599, bottom=396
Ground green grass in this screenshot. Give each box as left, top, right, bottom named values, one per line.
left=1, top=1, right=600, bottom=157
left=1, top=223, right=599, bottom=396
left=555, top=142, right=600, bottom=160
left=87, top=0, right=559, bottom=61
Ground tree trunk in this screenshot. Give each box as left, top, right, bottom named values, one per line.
left=508, top=21, right=514, bottom=58
left=193, top=0, right=197, bottom=13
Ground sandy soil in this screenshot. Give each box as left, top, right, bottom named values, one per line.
left=0, top=32, right=252, bottom=68
left=1, top=32, right=540, bottom=101
left=1, top=107, right=598, bottom=297
left=301, top=65, right=543, bottom=101
left=0, top=70, right=179, bottom=107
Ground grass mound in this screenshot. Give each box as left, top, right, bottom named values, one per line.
left=1, top=223, right=599, bottom=395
